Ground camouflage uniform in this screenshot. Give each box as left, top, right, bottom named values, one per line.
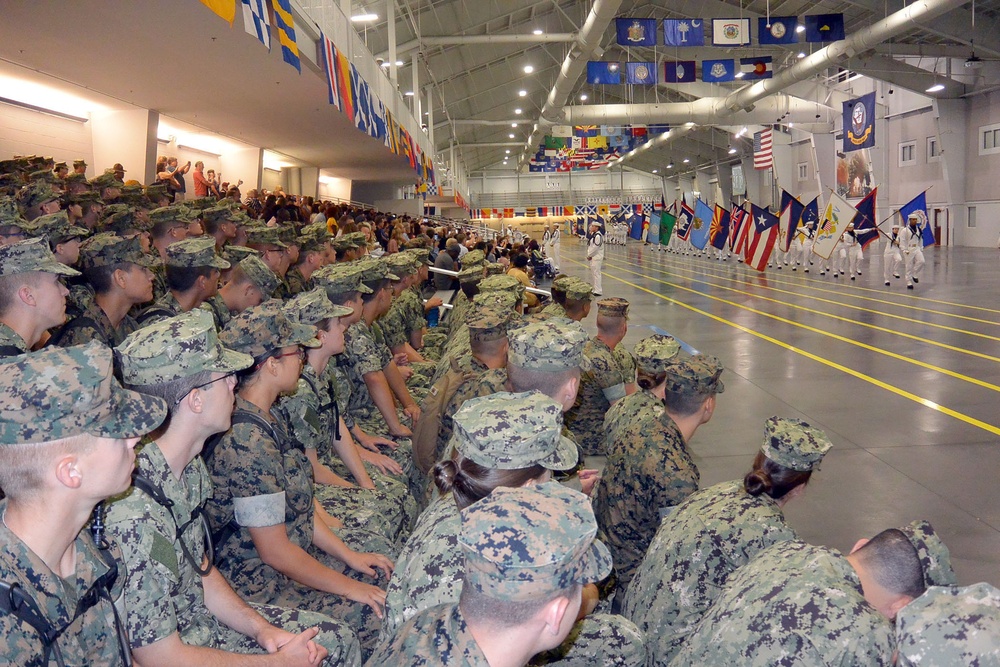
left=0, top=321, right=29, bottom=356
left=137, top=237, right=229, bottom=326
left=285, top=265, right=312, bottom=296
left=201, top=293, right=231, bottom=330
left=564, top=337, right=631, bottom=456
left=896, top=583, right=1000, bottom=666
left=670, top=541, right=895, bottom=667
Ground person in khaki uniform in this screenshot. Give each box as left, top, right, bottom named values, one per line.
left=107, top=309, right=354, bottom=666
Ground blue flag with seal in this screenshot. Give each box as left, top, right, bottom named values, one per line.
left=805, top=13, right=845, bottom=42
left=626, top=62, right=657, bottom=85
left=758, top=16, right=798, bottom=44
left=616, top=18, right=657, bottom=47
left=900, top=192, right=935, bottom=247
left=270, top=0, right=300, bottom=72
left=689, top=199, right=715, bottom=250
left=702, top=59, right=736, bottom=83
left=587, top=62, right=621, bottom=85
left=843, top=91, right=876, bottom=152
left=663, top=60, right=696, bottom=83
left=663, top=19, right=704, bottom=46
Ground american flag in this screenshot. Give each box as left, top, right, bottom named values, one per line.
left=753, top=128, right=773, bottom=170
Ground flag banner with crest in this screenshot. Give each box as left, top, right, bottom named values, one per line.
left=675, top=202, right=696, bottom=241
left=843, top=92, right=876, bottom=152
left=660, top=211, right=677, bottom=245
left=713, top=18, right=751, bottom=46
left=853, top=187, right=879, bottom=249
left=627, top=62, right=657, bottom=85
left=900, top=191, right=935, bottom=247
left=587, top=62, right=621, bottom=85
left=663, top=60, right=697, bottom=83
left=664, top=19, right=704, bottom=46
left=746, top=204, right=780, bottom=271
left=616, top=18, right=658, bottom=46
left=778, top=190, right=805, bottom=252
left=812, top=193, right=857, bottom=258
left=703, top=59, right=736, bottom=83
left=758, top=17, right=798, bottom=44
left=690, top=199, right=714, bottom=249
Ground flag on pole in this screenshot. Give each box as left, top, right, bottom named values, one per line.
left=201, top=0, right=236, bottom=24
left=270, top=0, right=300, bottom=71
left=843, top=92, right=876, bottom=152
left=710, top=205, right=731, bottom=250
left=241, top=0, right=270, bottom=48
left=778, top=189, right=805, bottom=252
left=745, top=204, right=780, bottom=271
left=899, top=191, right=935, bottom=247
left=812, top=192, right=857, bottom=259
left=660, top=211, right=677, bottom=245
left=853, top=187, right=880, bottom=249
left=690, top=199, right=714, bottom=249
left=729, top=206, right=749, bottom=253
left=675, top=202, right=696, bottom=241
left=753, top=128, right=773, bottom=170
left=800, top=196, right=820, bottom=233
left=647, top=212, right=661, bottom=246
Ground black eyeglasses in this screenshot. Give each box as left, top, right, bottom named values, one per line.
left=174, top=371, right=237, bottom=406
left=273, top=347, right=306, bottom=362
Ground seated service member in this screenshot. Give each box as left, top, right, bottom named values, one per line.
left=369, top=482, right=614, bottom=667
left=621, top=416, right=833, bottom=665
left=895, top=582, right=1000, bottom=666
left=108, top=310, right=357, bottom=666
left=0, top=342, right=167, bottom=665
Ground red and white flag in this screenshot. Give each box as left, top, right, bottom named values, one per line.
left=753, top=128, right=773, bottom=170
left=745, top=204, right=780, bottom=271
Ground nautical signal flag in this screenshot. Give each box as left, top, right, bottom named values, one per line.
left=702, top=59, right=736, bottom=83
left=270, top=0, right=300, bottom=71
left=587, top=62, right=622, bottom=85
left=753, top=128, right=773, bottom=170
left=627, top=62, right=657, bottom=85
left=663, top=60, right=696, bottom=83
left=805, top=13, right=845, bottom=42
left=616, top=18, right=658, bottom=46
left=740, top=57, right=773, bottom=80
left=758, top=16, right=798, bottom=44
left=241, top=0, right=270, bottom=49
left=663, top=19, right=704, bottom=46
left=843, top=91, right=876, bottom=152
left=712, top=18, right=751, bottom=46
left=201, top=0, right=236, bottom=24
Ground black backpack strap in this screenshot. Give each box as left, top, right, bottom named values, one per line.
left=0, top=580, right=63, bottom=665
left=0, top=344, right=25, bottom=358
left=132, top=474, right=213, bottom=576
left=46, top=316, right=99, bottom=349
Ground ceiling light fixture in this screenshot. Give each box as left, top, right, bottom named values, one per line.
left=514, top=108, right=522, bottom=114
left=509, top=133, right=515, bottom=138
left=518, top=89, right=527, bottom=97
left=728, top=148, right=737, bottom=154
left=797, top=51, right=806, bottom=58
left=533, top=29, right=543, bottom=35
left=505, top=149, right=511, bottom=154
left=511, top=123, right=518, bottom=127
left=523, top=65, right=534, bottom=74
left=580, top=94, right=588, bottom=101
left=351, top=12, right=379, bottom=21
left=685, top=121, right=695, bottom=127
left=396, top=60, right=404, bottom=66
left=735, top=71, right=745, bottom=78
left=683, top=158, right=690, bottom=163
left=795, top=24, right=805, bottom=33
left=652, top=169, right=658, bottom=173
left=667, top=163, right=674, bottom=168
left=926, top=83, right=945, bottom=93
left=405, top=91, right=414, bottom=96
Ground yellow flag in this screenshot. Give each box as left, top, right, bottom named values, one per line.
left=200, top=0, right=236, bottom=24
left=598, top=204, right=609, bottom=216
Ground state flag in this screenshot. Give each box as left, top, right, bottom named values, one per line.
left=663, top=19, right=704, bottom=46
left=627, top=62, right=657, bottom=85
left=713, top=18, right=751, bottom=46
left=663, top=60, right=696, bottom=83
left=675, top=203, right=696, bottom=241
left=812, top=193, right=857, bottom=258
left=587, top=61, right=621, bottom=85
left=551, top=125, right=573, bottom=137
left=899, top=192, right=935, bottom=247
left=805, top=14, right=845, bottom=42
left=690, top=199, right=714, bottom=249
left=601, top=126, right=623, bottom=137
left=777, top=190, right=805, bottom=252
left=730, top=206, right=749, bottom=253
left=757, top=17, right=798, bottom=45
left=740, top=56, right=773, bottom=81
left=710, top=205, right=731, bottom=250
left=745, top=204, right=780, bottom=271
left=616, top=18, right=658, bottom=47
left=660, top=212, right=677, bottom=245
left=853, top=187, right=879, bottom=249
left=574, top=125, right=599, bottom=138
left=702, top=59, right=736, bottom=83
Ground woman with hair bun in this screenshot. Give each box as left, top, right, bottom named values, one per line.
left=620, top=415, right=833, bottom=667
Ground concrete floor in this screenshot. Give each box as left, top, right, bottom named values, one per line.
left=555, top=239, right=1000, bottom=587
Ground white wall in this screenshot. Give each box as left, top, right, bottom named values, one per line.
left=0, top=100, right=93, bottom=174
left=221, top=146, right=262, bottom=192
left=318, top=175, right=352, bottom=202
left=91, top=109, right=157, bottom=183
left=261, top=168, right=282, bottom=193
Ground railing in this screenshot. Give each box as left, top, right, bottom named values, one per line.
left=428, top=266, right=551, bottom=298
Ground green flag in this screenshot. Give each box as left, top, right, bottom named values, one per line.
left=660, top=212, right=676, bottom=245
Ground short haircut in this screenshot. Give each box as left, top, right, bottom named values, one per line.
left=460, top=581, right=581, bottom=629
left=128, top=370, right=214, bottom=409
left=470, top=335, right=507, bottom=360
left=0, top=433, right=94, bottom=499
left=325, top=290, right=361, bottom=307
left=166, top=265, right=216, bottom=293
left=564, top=298, right=589, bottom=319
left=0, top=272, right=44, bottom=315
left=460, top=283, right=480, bottom=299
left=596, top=315, right=626, bottom=337
left=854, top=528, right=926, bottom=599
left=507, top=364, right=580, bottom=399
left=151, top=220, right=184, bottom=240
left=361, top=280, right=389, bottom=302
left=663, top=388, right=712, bottom=417
left=83, top=263, right=133, bottom=296
left=203, top=217, right=227, bottom=235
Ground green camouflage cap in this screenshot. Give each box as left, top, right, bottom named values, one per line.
left=564, top=278, right=594, bottom=301
left=480, top=274, right=523, bottom=298
left=72, top=159, right=87, bottom=168
left=484, top=262, right=506, bottom=276
left=384, top=252, right=417, bottom=277
left=0, top=237, right=80, bottom=277
left=343, top=231, right=368, bottom=248
left=475, top=290, right=519, bottom=312
left=0, top=158, right=30, bottom=174
left=301, top=221, right=331, bottom=238
left=117, top=184, right=149, bottom=208
left=457, top=265, right=484, bottom=285
left=0, top=340, right=166, bottom=444
left=165, top=237, right=230, bottom=270
left=285, top=287, right=354, bottom=326
left=313, top=263, right=373, bottom=295
left=356, top=256, right=399, bottom=282
left=462, top=249, right=486, bottom=268
left=29, top=169, right=60, bottom=186
left=245, top=225, right=287, bottom=249
left=145, top=184, right=169, bottom=203
left=760, top=416, right=832, bottom=472
left=331, top=236, right=355, bottom=252
left=26, top=211, right=88, bottom=241
left=403, top=237, right=429, bottom=250
left=200, top=204, right=239, bottom=225
left=89, top=170, right=124, bottom=190
left=453, top=391, right=578, bottom=471
left=550, top=276, right=574, bottom=294
left=275, top=225, right=299, bottom=247
left=0, top=197, right=27, bottom=227
left=185, top=196, right=223, bottom=211
left=222, top=245, right=259, bottom=265
left=149, top=205, right=193, bottom=226
left=66, top=190, right=103, bottom=208
left=238, top=256, right=280, bottom=297
left=896, top=583, right=1000, bottom=667
left=466, top=308, right=511, bottom=344
left=18, top=182, right=61, bottom=209
left=220, top=299, right=321, bottom=359
left=596, top=297, right=629, bottom=318
left=900, top=520, right=958, bottom=588
left=633, top=334, right=681, bottom=375
left=665, top=353, right=725, bottom=396
left=105, top=208, right=151, bottom=235
left=459, top=482, right=611, bottom=602
left=507, top=320, right=589, bottom=372
left=79, top=232, right=155, bottom=270
left=296, top=233, right=326, bottom=254
left=117, top=309, right=253, bottom=386
left=63, top=172, right=89, bottom=185
left=405, top=247, right=432, bottom=266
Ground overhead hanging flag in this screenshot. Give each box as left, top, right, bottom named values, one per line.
left=241, top=0, right=270, bottom=48
left=333, top=45, right=354, bottom=122
left=843, top=91, right=876, bottom=152
left=320, top=33, right=340, bottom=109
left=663, top=60, right=696, bottom=83
left=740, top=56, right=773, bottom=80
left=551, top=125, right=573, bottom=138
left=663, top=19, right=704, bottom=46
left=712, top=18, right=751, bottom=46
left=805, top=13, right=845, bottom=42
left=710, top=205, right=731, bottom=250
left=201, top=0, right=236, bottom=24
left=899, top=191, right=935, bottom=247
left=753, top=128, right=773, bottom=170
left=745, top=204, right=780, bottom=271
left=587, top=62, right=622, bottom=85
left=813, top=192, right=857, bottom=259
left=270, top=0, right=300, bottom=71
left=627, top=62, right=657, bottom=85
left=702, top=59, right=736, bottom=83
left=616, top=18, right=658, bottom=46
left=853, top=187, right=880, bottom=249
left=757, top=16, right=798, bottom=45
left=575, top=125, right=599, bottom=138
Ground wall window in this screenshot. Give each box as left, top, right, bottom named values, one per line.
left=927, top=136, right=941, bottom=162
left=898, top=141, right=916, bottom=166
left=979, top=123, right=1000, bottom=155
left=968, top=206, right=976, bottom=228
left=797, top=162, right=808, bottom=181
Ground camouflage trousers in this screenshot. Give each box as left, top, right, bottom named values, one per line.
left=354, top=413, right=427, bottom=504
left=332, top=525, right=400, bottom=561
left=420, top=330, right=448, bottom=360
left=531, top=613, right=647, bottom=667
left=326, top=455, right=418, bottom=535
left=315, top=483, right=406, bottom=548
left=215, top=602, right=362, bottom=666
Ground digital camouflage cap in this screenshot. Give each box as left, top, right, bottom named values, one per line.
left=384, top=252, right=417, bottom=278
left=220, top=299, right=321, bottom=359
left=462, top=249, right=486, bottom=268
left=759, top=416, right=833, bottom=472
left=245, top=225, right=287, bottom=249
left=78, top=232, right=155, bottom=270
left=596, top=297, right=629, bottom=318
left=89, top=170, right=124, bottom=190
left=0, top=237, right=81, bottom=277
left=563, top=278, right=594, bottom=302
left=459, top=482, right=612, bottom=602
left=239, top=255, right=279, bottom=297
left=284, top=287, right=354, bottom=326
left=313, top=263, right=372, bottom=295
left=479, top=274, right=522, bottom=297
left=633, top=334, right=681, bottom=375
left=665, top=354, right=725, bottom=396
left=452, top=391, right=578, bottom=471
left=0, top=340, right=166, bottom=444
left=117, top=309, right=253, bottom=386
left=26, top=211, right=88, bottom=242
left=466, top=307, right=512, bottom=344
left=222, top=245, right=260, bottom=265
left=507, top=320, right=589, bottom=372
left=165, top=237, right=230, bottom=269
left=895, top=582, right=1000, bottom=667
left=900, top=520, right=957, bottom=587
left=356, top=255, right=399, bottom=282
left=483, top=262, right=506, bottom=276
left=457, top=265, right=484, bottom=285
left=18, top=182, right=61, bottom=210
left=405, top=247, right=432, bottom=266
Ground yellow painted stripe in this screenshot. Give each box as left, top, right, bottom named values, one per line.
left=625, top=257, right=1000, bottom=344
left=566, top=257, right=1000, bottom=436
